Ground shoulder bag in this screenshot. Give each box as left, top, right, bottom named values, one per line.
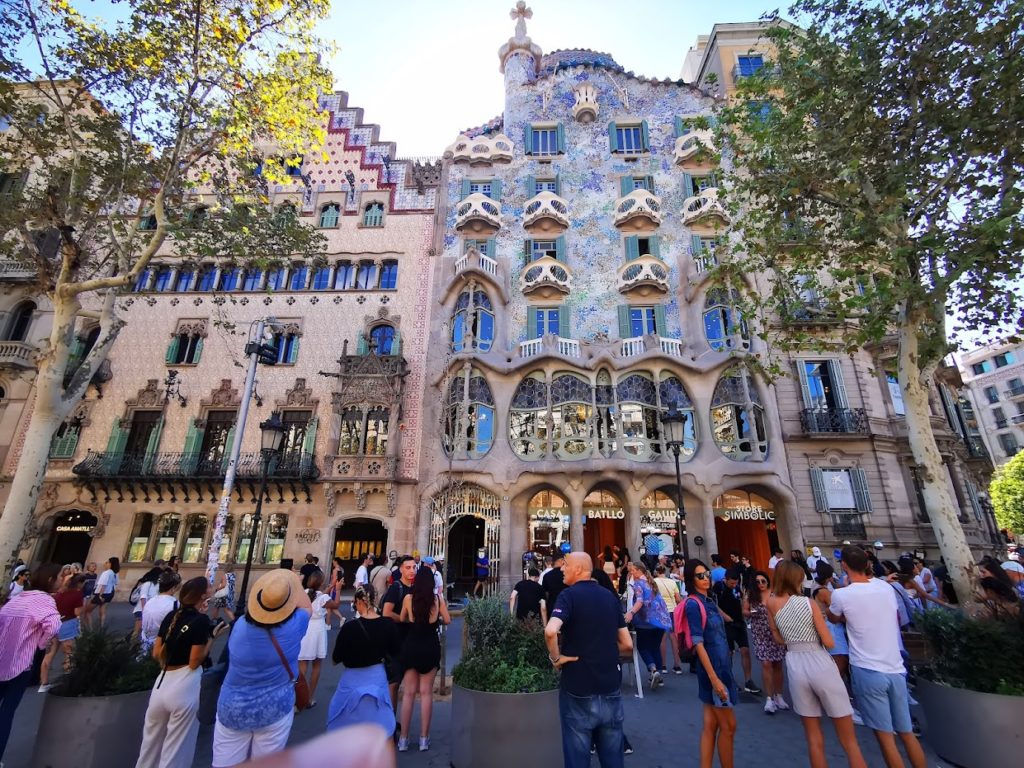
left=267, top=629, right=310, bottom=711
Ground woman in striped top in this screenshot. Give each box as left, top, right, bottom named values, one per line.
left=766, top=562, right=867, bottom=768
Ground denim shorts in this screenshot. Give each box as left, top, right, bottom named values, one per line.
left=851, top=666, right=913, bottom=734
left=57, top=618, right=80, bottom=642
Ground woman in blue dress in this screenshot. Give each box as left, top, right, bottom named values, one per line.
left=684, top=559, right=738, bottom=768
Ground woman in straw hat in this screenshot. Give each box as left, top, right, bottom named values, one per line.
left=212, top=569, right=311, bottom=767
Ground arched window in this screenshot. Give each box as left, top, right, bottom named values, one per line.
left=289, top=264, right=308, bottom=290
left=552, top=373, right=593, bottom=460
left=370, top=324, right=395, bottom=355
left=197, top=265, right=217, bottom=291
left=266, top=267, right=287, bottom=290
left=242, top=268, right=263, bottom=291
left=153, top=266, right=174, bottom=292
left=126, top=512, right=155, bottom=561
left=318, top=203, right=340, bottom=228
left=356, top=262, right=377, bottom=289
left=711, top=368, right=768, bottom=461
left=312, top=266, right=331, bottom=290
left=218, top=268, right=240, bottom=291
left=334, top=261, right=356, bottom=290
left=336, top=405, right=390, bottom=456
left=4, top=301, right=35, bottom=341
left=452, top=288, right=495, bottom=352
left=703, top=288, right=749, bottom=352
left=443, top=368, right=495, bottom=458
left=595, top=369, right=617, bottom=458
left=509, top=372, right=549, bottom=459
left=173, top=268, right=195, bottom=292
left=659, top=375, right=697, bottom=459
left=616, top=373, right=661, bottom=460
left=362, top=202, right=384, bottom=227
left=364, top=407, right=390, bottom=456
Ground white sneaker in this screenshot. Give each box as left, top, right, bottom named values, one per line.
left=649, top=670, right=663, bottom=689
left=764, top=698, right=777, bottom=714
left=37, top=684, right=52, bottom=693
left=851, top=709, right=865, bottom=726
left=397, top=738, right=409, bottom=752
left=419, top=737, right=430, bottom=752
left=773, top=695, right=790, bottom=711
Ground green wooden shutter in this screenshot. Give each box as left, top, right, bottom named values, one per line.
left=530, top=308, right=543, bottom=339
left=617, top=306, right=632, bottom=339
left=523, top=124, right=534, bottom=155
left=286, top=337, right=299, bottom=364
left=810, top=467, right=828, bottom=513
left=640, top=120, right=650, bottom=151
left=221, top=425, right=236, bottom=472
left=690, top=235, right=703, bottom=254
left=674, top=116, right=685, bottom=137
left=681, top=172, right=695, bottom=198
left=526, top=175, right=536, bottom=197
left=851, top=468, right=873, bottom=512
left=181, top=420, right=204, bottom=474
left=554, top=173, right=562, bottom=196
left=67, top=337, right=86, bottom=370
left=644, top=175, right=655, bottom=193
left=649, top=236, right=661, bottom=259
left=102, top=419, right=129, bottom=473
left=142, top=414, right=164, bottom=473
left=491, top=178, right=502, bottom=201
left=607, top=121, right=619, bottom=152
left=828, top=360, right=849, bottom=408
left=619, top=176, right=633, bottom=197
left=556, top=123, right=566, bottom=153
left=557, top=305, right=569, bottom=339
left=165, top=335, right=180, bottom=364
left=192, top=337, right=203, bottom=364
left=653, top=305, right=667, bottom=337
left=302, top=415, right=319, bottom=458
left=625, top=236, right=640, bottom=262
left=50, top=425, right=80, bottom=459
left=554, top=236, right=566, bottom=263
left=523, top=239, right=532, bottom=263
left=461, top=178, right=471, bottom=198
left=797, top=360, right=813, bottom=408
left=356, top=334, right=369, bottom=355
left=484, top=238, right=496, bottom=258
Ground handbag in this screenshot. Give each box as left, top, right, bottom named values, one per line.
left=648, top=591, right=673, bottom=632
left=212, top=586, right=229, bottom=599
left=267, top=629, right=310, bottom=710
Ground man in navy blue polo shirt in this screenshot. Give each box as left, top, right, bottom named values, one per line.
left=545, top=552, right=632, bottom=768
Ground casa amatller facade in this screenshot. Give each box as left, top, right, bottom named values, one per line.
left=0, top=9, right=999, bottom=593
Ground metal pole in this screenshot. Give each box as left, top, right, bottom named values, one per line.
left=236, top=456, right=269, bottom=615
left=205, top=319, right=265, bottom=585
left=673, top=447, right=690, bottom=560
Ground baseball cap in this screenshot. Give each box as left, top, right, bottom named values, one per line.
left=811, top=547, right=821, bottom=557
left=1001, top=561, right=1024, bottom=574
left=423, top=556, right=435, bottom=565
left=12, top=564, right=28, bottom=578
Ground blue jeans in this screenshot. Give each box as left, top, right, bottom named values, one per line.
left=634, top=627, right=664, bottom=671
left=559, top=689, right=624, bottom=768
left=0, top=670, right=31, bottom=759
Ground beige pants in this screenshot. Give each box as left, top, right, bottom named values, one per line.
left=135, top=666, right=202, bottom=768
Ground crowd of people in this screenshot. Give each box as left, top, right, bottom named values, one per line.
left=1, top=539, right=1021, bottom=767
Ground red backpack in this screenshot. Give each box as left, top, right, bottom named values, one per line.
left=674, top=595, right=707, bottom=656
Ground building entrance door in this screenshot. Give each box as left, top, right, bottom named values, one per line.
left=447, top=515, right=485, bottom=592
left=712, top=490, right=779, bottom=571
left=582, top=489, right=626, bottom=562
left=333, top=518, right=388, bottom=586
left=44, top=510, right=97, bottom=565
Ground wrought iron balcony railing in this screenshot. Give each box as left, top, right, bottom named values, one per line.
left=829, top=513, right=866, bottom=539
left=800, top=407, right=869, bottom=435
left=965, top=436, right=989, bottom=459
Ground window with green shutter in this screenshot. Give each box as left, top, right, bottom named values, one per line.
left=624, top=236, right=660, bottom=262
left=49, top=421, right=81, bottom=459
left=609, top=122, right=649, bottom=154
left=525, top=124, right=563, bottom=156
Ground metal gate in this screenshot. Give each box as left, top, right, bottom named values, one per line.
left=428, top=483, right=501, bottom=597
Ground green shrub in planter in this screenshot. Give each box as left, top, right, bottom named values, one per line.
left=452, top=596, right=558, bottom=694
left=917, top=609, right=1024, bottom=695
left=55, top=628, right=160, bottom=697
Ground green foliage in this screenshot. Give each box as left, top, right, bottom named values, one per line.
left=452, top=596, right=558, bottom=694
left=990, top=450, right=1024, bottom=534
left=54, top=628, right=160, bottom=698
left=918, top=609, right=1024, bottom=696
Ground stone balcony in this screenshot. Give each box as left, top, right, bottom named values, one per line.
left=455, top=193, right=502, bottom=236
left=617, top=255, right=669, bottom=297
left=454, top=249, right=499, bottom=280
left=523, top=191, right=570, bottom=235
left=0, top=340, right=36, bottom=369
left=619, top=335, right=683, bottom=358
left=673, top=129, right=717, bottom=167
left=443, top=133, right=514, bottom=165
left=614, top=188, right=662, bottom=232
left=519, top=335, right=582, bottom=359
left=681, top=187, right=730, bottom=228
left=0, top=260, right=35, bottom=281
left=520, top=256, right=572, bottom=298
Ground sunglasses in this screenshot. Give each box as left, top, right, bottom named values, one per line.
left=755, top=579, right=768, bottom=585
left=694, top=571, right=711, bottom=580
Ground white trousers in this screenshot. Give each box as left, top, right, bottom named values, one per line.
left=212, top=710, right=294, bottom=767
left=135, top=666, right=202, bottom=768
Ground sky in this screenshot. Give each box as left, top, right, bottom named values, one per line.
left=325, top=0, right=782, bottom=157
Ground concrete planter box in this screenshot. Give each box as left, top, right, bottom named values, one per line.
left=451, top=684, right=561, bottom=768
left=31, top=688, right=151, bottom=768
left=917, top=677, right=1024, bottom=767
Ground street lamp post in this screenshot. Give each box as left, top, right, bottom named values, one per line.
left=661, top=403, right=690, bottom=560
left=235, top=411, right=286, bottom=615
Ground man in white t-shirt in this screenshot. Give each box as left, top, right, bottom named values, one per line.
left=140, top=571, right=181, bottom=654
left=767, top=548, right=784, bottom=573
left=354, top=553, right=373, bottom=589
left=806, top=546, right=829, bottom=574
left=829, top=546, right=925, bottom=768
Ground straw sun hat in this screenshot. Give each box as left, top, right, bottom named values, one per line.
left=247, top=569, right=311, bottom=625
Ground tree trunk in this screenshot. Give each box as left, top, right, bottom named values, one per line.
left=898, top=320, right=977, bottom=605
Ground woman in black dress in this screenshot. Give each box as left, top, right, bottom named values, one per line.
left=397, top=566, right=450, bottom=752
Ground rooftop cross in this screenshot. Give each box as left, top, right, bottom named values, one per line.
left=510, top=1, right=532, bottom=38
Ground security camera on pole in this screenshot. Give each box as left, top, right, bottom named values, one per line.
left=204, top=318, right=283, bottom=586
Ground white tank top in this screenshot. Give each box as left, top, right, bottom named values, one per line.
left=773, top=595, right=819, bottom=645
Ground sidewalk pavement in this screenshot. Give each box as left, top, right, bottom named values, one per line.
left=3, top=603, right=952, bottom=768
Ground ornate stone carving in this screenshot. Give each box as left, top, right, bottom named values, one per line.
left=277, top=377, right=319, bottom=408
left=324, top=483, right=336, bottom=517
left=387, top=484, right=397, bottom=518
left=127, top=379, right=163, bottom=409
left=89, top=512, right=111, bottom=539
left=202, top=379, right=242, bottom=408
left=175, top=318, right=209, bottom=337
left=295, top=528, right=321, bottom=544
left=354, top=483, right=367, bottom=511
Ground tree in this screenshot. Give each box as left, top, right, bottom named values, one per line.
left=0, top=0, right=331, bottom=587
left=990, top=452, right=1024, bottom=535
left=716, top=0, right=1023, bottom=604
